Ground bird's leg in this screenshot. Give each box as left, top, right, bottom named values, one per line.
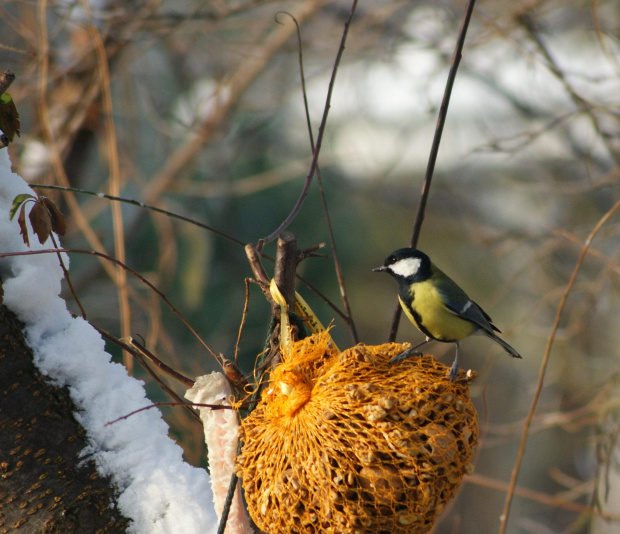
left=390, top=337, right=431, bottom=365
left=448, top=341, right=460, bottom=382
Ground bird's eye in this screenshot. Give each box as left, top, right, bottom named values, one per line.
left=388, top=255, right=396, bottom=264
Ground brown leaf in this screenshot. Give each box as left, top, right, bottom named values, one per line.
left=17, top=204, right=30, bottom=247
left=28, top=200, right=52, bottom=244
left=40, top=197, right=67, bottom=236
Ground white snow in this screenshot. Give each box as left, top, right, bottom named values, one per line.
left=0, top=147, right=218, bottom=534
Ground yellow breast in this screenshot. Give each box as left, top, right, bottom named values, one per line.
left=400, top=280, right=475, bottom=342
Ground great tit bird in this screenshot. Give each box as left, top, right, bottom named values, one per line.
left=374, top=248, right=522, bottom=381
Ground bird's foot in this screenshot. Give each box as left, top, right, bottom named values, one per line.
left=389, top=347, right=423, bottom=365
left=448, top=359, right=459, bottom=382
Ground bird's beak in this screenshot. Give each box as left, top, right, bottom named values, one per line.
left=373, top=265, right=386, bottom=272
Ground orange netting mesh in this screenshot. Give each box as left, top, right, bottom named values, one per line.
left=235, top=332, right=478, bottom=533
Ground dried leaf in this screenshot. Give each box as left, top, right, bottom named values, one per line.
left=17, top=204, right=29, bottom=247
left=29, top=200, right=52, bottom=244
left=41, top=197, right=67, bottom=236
left=0, top=92, right=20, bottom=142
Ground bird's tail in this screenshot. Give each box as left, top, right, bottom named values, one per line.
left=481, top=330, right=522, bottom=359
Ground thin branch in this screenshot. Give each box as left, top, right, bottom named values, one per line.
left=281, top=10, right=359, bottom=344
left=257, top=0, right=360, bottom=250
left=0, top=248, right=224, bottom=367
left=30, top=184, right=246, bottom=247
left=234, top=278, right=252, bottom=366
left=499, top=197, right=620, bottom=533
left=388, top=0, right=477, bottom=342
left=127, top=337, right=195, bottom=388
left=50, top=233, right=87, bottom=319
left=105, top=401, right=233, bottom=426
left=95, top=328, right=201, bottom=424
left=469, top=473, right=620, bottom=522
left=245, top=243, right=271, bottom=284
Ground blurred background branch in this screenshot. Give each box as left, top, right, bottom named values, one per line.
left=2, top=0, right=620, bottom=531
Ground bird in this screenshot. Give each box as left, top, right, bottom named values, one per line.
left=374, top=247, right=522, bottom=381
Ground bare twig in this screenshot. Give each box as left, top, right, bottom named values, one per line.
left=0, top=248, right=224, bottom=367
left=469, top=473, right=620, bottom=522
left=94, top=328, right=201, bottom=424
left=105, top=401, right=232, bottom=427
left=257, top=0, right=360, bottom=251
left=50, top=233, right=87, bottom=319
left=388, top=0, right=477, bottom=342
left=281, top=11, right=359, bottom=344
left=234, top=278, right=252, bottom=366
left=127, top=338, right=195, bottom=388
left=245, top=243, right=271, bottom=283
left=30, top=184, right=247, bottom=247
left=499, top=197, right=620, bottom=533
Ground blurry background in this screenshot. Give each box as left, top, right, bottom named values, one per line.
left=1, top=0, right=619, bottom=532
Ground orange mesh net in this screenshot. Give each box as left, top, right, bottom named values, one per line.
left=236, top=332, right=479, bottom=533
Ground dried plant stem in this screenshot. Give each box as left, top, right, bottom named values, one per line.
left=499, top=197, right=620, bottom=533
left=79, top=0, right=132, bottom=371
left=142, top=1, right=324, bottom=208
left=469, top=473, right=620, bottom=521
left=36, top=0, right=116, bottom=282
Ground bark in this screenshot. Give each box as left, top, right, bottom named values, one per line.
left=0, top=303, right=129, bottom=533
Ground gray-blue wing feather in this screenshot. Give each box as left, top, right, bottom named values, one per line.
left=433, top=268, right=500, bottom=334
left=433, top=266, right=522, bottom=359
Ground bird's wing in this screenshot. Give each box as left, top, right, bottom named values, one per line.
left=436, top=284, right=501, bottom=334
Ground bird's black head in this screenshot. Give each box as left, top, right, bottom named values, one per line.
left=373, top=248, right=432, bottom=282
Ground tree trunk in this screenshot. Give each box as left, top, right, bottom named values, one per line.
left=0, top=303, right=129, bottom=533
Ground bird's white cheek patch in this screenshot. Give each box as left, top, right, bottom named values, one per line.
left=390, top=257, right=422, bottom=278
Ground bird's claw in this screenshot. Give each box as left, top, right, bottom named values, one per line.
left=448, top=360, right=459, bottom=382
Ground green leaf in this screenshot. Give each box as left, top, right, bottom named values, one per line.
left=9, top=193, right=34, bottom=220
